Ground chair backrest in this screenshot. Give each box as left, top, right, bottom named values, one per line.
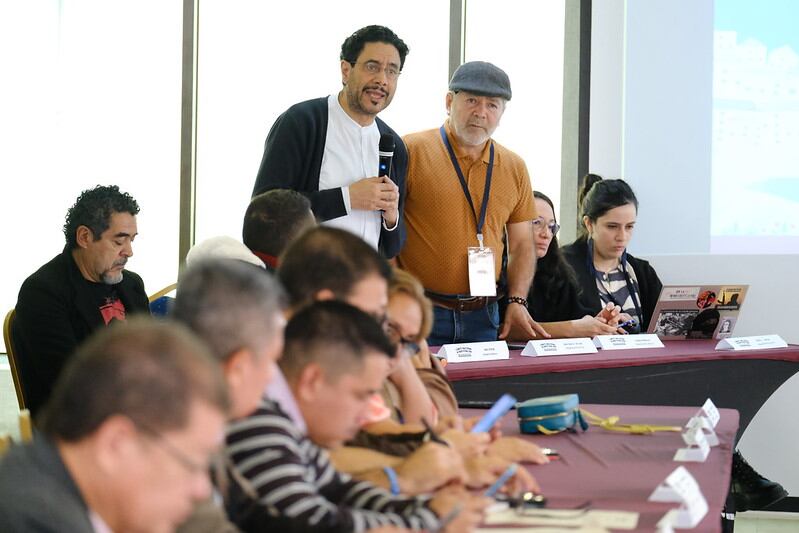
left=18, top=409, right=33, bottom=443
left=3, top=309, right=26, bottom=410
left=148, top=283, right=177, bottom=317
left=148, top=282, right=178, bottom=303
left=0, top=411, right=34, bottom=458
left=0, top=434, right=11, bottom=457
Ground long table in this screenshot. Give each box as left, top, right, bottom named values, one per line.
left=446, top=340, right=799, bottom=441
left=468, top=403, right=738, bottom=533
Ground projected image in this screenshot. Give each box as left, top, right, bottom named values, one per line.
left=712, top=0, right=799, bottom=253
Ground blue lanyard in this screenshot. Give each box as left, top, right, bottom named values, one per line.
left=439, top=126, right=494, bottom=247
left=586, top=238, right=643, bottom=327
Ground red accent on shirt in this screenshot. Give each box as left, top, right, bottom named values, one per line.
left=100, top=298, right=126, bottom=325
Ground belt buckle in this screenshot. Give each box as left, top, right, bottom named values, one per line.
left=458, top=296, right=483, bottom=312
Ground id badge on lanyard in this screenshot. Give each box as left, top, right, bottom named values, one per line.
left=468, top=235, right=496, bottom=297
left=440, top=126, right=497, bottom=297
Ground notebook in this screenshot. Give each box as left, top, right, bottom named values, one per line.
left=646, top=285, right=748, bottom=340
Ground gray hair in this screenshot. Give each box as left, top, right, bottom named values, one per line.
left=172, top=258, right=286, bottom=361
left=40, top=317, right=229, bottom=440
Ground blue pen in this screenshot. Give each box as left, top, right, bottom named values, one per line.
left=618, top=318, right=637, bottom=329
left=484, top=463, right=519, bottom=497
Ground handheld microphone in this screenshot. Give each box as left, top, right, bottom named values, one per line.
left=378, top=134, right=394, bottom=178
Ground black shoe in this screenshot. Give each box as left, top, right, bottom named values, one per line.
left=731, top=450, right=788, bottom=512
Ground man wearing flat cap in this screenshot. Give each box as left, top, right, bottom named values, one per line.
left=397, top=61, right=547, bottom=344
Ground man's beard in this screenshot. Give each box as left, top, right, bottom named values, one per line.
left=101, top=271, right=124, bottom=285
left=101, top=261, right=126, bottom=285
left=346, top=84, right=388, bottom=116
left=454, top=123, right=491, bottom=147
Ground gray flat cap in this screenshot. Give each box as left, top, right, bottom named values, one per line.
left=449, top=61, right=512, bottom=100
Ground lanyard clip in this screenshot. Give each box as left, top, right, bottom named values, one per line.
left=477, top=233, right=484, bottom=249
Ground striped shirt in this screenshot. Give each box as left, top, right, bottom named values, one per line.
left=225, top=399, right=440, bottom=532
left=593, top=261, right=643, bottom=332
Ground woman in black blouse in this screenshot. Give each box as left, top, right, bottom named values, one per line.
left=562, top=175, right=663, bottom=332
left=521, top=191, right=622, bottom=339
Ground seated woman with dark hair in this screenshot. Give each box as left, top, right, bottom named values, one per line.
left=515, top=191, right=621, bottom=339
left=562, top=174, right=786, bottom=512
left=561, top=175, right=662, bottom=333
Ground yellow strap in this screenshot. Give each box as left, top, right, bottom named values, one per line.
left=535, top=424, right=562, bottom=435
left=580, top=408, right=682, bottom=435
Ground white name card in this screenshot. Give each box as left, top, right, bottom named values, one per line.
left=437, top=341, right=509, bottom=364
left=649, top=466, right=708, bottom=528
left=685, top=416, right=719, bottom=447
left=656, top=516, right=675, bottom=533
left=715, top=334, right=787, bottom=351
left=593, top=333, right=665, bottom=350
left=520, top=337, right=597, bottom=357
left=674, top=426, right=711, bottom=462
left=700, top=398, right=720, bottom=427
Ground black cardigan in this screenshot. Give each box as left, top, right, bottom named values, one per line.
left=527, top=275, right=593, bottom=323
left=561, top=239, right=662, bottom=331
left=252, top=97, right=407, bottom=258
left=13, top=248, right=150, bottom=417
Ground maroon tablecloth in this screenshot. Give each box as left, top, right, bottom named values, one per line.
left=445, top=339, right=799, bottom=381
left=465, top=403, right=738, bottom=533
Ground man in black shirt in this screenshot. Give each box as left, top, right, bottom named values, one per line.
left=13, top=185, right=150, bottom=418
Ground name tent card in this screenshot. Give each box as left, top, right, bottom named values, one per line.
left=437, top=341, right=509, bottom=364
left=700, top=398, right=720, bottom=427
left=685, top=416, right=719, bottom=447
left=656, top=517, right=675, bottom=533
left=679, top=398, right=721, bottom=447
left=521, top=337, right=597, bottom=357
left=649, top=466, right=708, bottom=528
left=715, top=334, right=787, bottom=351
left=593, top=334, right=665, bottom=351
left=674, top=425, right=711, bottom=462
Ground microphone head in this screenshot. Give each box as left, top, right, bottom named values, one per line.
left=379, top=133, right=395, bottom=153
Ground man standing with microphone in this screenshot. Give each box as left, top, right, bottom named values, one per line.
left=252, top=25, right=408, bottom=258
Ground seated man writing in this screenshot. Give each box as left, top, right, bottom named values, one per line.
left=224, top=301, right=490, bottom=532
left=278, top=227, right=543, bottom=493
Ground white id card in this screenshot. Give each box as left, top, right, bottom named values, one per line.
left=467, top=247, right=496, bottom=296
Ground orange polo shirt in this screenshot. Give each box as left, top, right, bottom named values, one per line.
left=397, top=122, right=536, bottom=295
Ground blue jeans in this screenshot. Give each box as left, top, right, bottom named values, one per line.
left=428, top=301, right=500, bottom=346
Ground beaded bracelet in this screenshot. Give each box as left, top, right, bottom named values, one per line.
left=507, top=296, right=529, bottom=307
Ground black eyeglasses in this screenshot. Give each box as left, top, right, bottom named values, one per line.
left=532, top=217, right=560, bottom=236
left=349, top=60, right=401, bottom=80
left=135, top=421, right=211, bottom=476
left=384, top=320, right=421, bottom=356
